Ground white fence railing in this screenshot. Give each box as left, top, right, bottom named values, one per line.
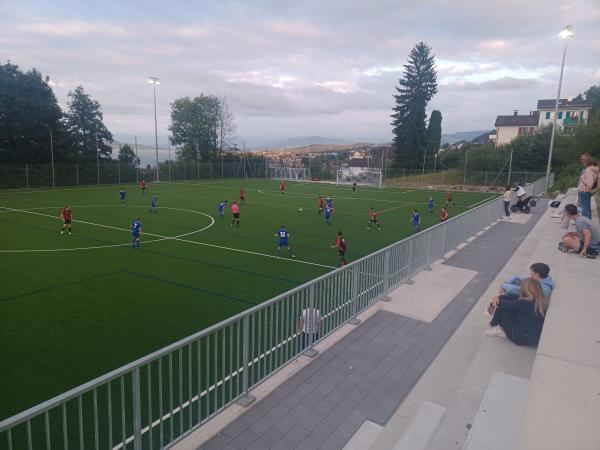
left=0, top=174, right=553, bottom=450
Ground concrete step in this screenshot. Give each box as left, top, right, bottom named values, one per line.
left=391, top=402, right=446, bottom=450
left=463, top=371, right=529, bottom=450
left=343, top=420, right=384, bottom=450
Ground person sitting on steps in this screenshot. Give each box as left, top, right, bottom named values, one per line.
left=559, top=204, right=600, bottom=258
left=485, top=278, right=549, bottom=347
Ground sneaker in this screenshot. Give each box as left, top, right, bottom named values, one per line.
left=484, top=325, right=507, bottom=338
left=291, top=254, right=296, bottom=258
left=60, top=231, right=64, bottom=235
left=558, top=242, right=569, bottom=253
left=68, top=232, right=72, bottom=236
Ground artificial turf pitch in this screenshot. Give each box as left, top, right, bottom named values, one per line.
left=0, top=179, right=495, bottom=421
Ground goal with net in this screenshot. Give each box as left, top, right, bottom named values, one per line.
left=336, top=168, right=383, bottom=188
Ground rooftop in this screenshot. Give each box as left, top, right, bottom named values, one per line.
left=495, top=111, right=539, bottom=127
left=537, top=98, right=593, bottom=110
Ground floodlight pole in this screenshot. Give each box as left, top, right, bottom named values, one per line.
left=463, top=148, right=468, bottom=186
left=134, top=135, right=139, bottom=184
left=148, top=77, right=160, bottom=182
left=46, top=125, right=55, bottom=188
left=545, top=26, right=572, bottom=194
left=96, top=134, right=100, bottom=185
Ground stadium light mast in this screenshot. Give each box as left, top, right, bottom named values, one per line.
left=148, top=76, right=160, bottom=182
left=545, top=25, right=573, bottom=194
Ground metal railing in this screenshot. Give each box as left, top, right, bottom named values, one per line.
left=0, top=174, right=553, bottom=450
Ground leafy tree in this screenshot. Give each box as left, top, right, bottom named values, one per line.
left=218, top=95, right=236, bottom=154
left=169, top=95, right=224, bottom=161
left=0, top=62, right=65, bottom=163
left=117, top=144, right=139, bottom=167
left=64, top=85, right=113, bottom=161
left=391, top=42, right=438, bottom=168
left=585, top=84, right=600, bottom=113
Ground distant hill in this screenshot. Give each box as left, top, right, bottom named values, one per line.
left=441, top=130, right=490, bottom=145
left=249, top=136, right=356, bottom=149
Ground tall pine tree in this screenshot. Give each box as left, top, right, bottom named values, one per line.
left=391, top=42, right=438, bottom=168
left=65, top=85, right=113, bottom=162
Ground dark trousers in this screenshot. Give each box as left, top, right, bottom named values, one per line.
left=503, top=201, right=510, bottom=216
left=490, top=308, right=515, bottom=339
left=301, top=332, right=320, bottom=349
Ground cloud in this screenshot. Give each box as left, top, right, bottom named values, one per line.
left=0, top=0, right=598, bottom=141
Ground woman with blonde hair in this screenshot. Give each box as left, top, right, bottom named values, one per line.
left=485, top=278, right=549, bottom=346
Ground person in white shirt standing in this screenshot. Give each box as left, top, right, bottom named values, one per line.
left=502, top=185, right=512, bottom=219
left=298, top=307, right=324, bottom=350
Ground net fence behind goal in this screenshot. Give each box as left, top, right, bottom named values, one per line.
left=269, top=167, right=312, bottom=181
left=336, top=168, right=383, bottom=188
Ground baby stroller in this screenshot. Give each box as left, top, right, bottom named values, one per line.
left=511, top=195, right=537, bottom=214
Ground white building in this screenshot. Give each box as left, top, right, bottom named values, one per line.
left=494, top=110, right=539, bottom=147
left=536, top=98, right=593, bottom=132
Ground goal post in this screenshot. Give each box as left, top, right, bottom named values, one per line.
left=336, top=168, right=383, bottom=188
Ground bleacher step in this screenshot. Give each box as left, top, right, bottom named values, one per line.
left=463, top=371, right=529, bottom=450
left=391, top=401, right=446, bottom=450
left=343, top=420, right=384, bottom=450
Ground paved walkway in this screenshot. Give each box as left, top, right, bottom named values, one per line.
left=199, top=209, right=545, bottom=449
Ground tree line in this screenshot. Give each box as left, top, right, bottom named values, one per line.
left=0, top=62, right=236, bottom=167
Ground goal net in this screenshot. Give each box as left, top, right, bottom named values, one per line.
left=269, top=167, right=312, bottom=181
left=336, top=168, right=383, bottom=188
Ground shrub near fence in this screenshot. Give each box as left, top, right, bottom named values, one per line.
left=0, top=175, right=553, bottom=450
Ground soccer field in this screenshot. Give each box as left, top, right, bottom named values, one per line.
left=0, top=179, right=496, bottom=421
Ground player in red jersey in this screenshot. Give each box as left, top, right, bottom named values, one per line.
left=441, top=206, right=449, bottom=222
left=318, top=195, right=325, bottom=215
left=60, top=205, right=73, bottom=235
left=280, top=179, right=285, bottom=195
left=445, top=190, right=454, bottom=206
left=331, top=231, right=347, bottom=266
left=367, top=208, right=381, bottom=230
left=141, top=179, right=147, bottom=195
left=239, top=186, right=246, bottom=205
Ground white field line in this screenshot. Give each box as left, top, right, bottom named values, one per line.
left=0, top=206, right=335, bottom=269
left=111, top=283, right=380, bottom=450
left=257, top=189, right=414, bottom=204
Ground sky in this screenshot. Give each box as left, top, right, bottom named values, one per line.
left=1, top=0, right=599, bottom=147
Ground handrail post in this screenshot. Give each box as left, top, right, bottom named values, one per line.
left=236, top=315, right=255, bottom=407
left=349, top=265, right=361, bottom=325
left=132, top=368, right=142, bottom=450
left=424, top=230, right=433, bottom=271
left=380, top=250, right=391, bottom=302
left=304, top=284, right=319, bottom=357
left=405, top=240, right=415, bottom=284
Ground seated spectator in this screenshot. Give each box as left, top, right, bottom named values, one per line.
left=560, top=203, right=600, bottom=258
left=500, top=263, right=555, bottom=300
left=485, top=278, right=549, bottom=347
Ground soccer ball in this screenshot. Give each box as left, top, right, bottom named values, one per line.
left=298, top=208, right=303, bottom=211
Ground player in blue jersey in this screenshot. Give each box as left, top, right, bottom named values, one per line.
left=150, top=193, right=158, bottom=214
left=428, top=196, right=434, bottom=214
left=326, top=196, right=334, bottom=208
left=131, top=217, right=143, bottom=248
left=217, top=200, right=228, bottom=219
left=119, top=190, right=127, bottom=204
left=324, top=206, right=334, bottom=225
left=411, top=209, right=421, bottom=232
left=275, top=226, right=296, bottom=258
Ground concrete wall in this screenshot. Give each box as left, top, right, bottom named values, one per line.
left=496, top=126, right=520, bottom=146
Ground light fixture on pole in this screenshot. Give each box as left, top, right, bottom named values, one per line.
left=545, top=25, right=573, bottom=194
left=148, top=76, right=160, bottom=182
